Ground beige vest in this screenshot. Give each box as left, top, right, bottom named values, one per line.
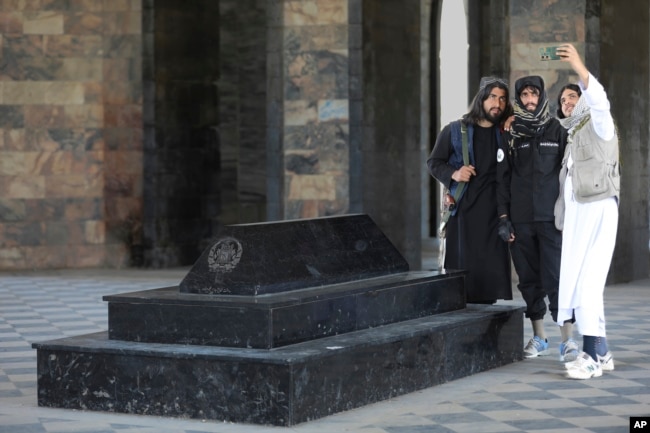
left=554, top=117, right=620, bottom=230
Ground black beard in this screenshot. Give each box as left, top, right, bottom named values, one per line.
left=484, top=110, right=503, bottom=124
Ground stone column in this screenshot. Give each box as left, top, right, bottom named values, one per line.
left=357, top=0, right=426, bottom=269
left=267, top=0, right=351, bottom=221
left=600, top=0, right=650, bottom=281
left=267, top=0, right=427, bottom=269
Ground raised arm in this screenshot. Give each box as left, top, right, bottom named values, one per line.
left=557, top=43, right=615, bottom=140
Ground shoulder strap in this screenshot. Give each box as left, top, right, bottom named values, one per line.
left=440, top=123, right=471, bottom=230
left=440, top=122, right=469, bottom=231
left=453, top=124, right=469, bottom=201
left=461, top=123, right=469, bottom=166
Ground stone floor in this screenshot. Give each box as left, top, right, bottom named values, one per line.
left=1, top=246, right=649, bottom=433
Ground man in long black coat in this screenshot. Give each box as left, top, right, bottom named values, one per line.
left=427, top=77, right=514, bottom=304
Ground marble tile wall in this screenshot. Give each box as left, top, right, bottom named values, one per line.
left=281, top=0, right=351, bottom=219
left=0, top=1, right=143, bottom=269
left=5, top=0, right=641, bottom=278
left=508, top=0, right=591, bottom=115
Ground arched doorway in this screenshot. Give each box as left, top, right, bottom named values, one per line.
left=424, top=0, right=469, bottom=264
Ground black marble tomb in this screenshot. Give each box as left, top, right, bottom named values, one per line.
left=33, top=214, right=524, bottom=426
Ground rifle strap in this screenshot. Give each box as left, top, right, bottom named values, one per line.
left=453, top=123, right=470, bottom=202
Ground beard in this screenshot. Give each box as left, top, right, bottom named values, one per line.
left=484, top=109, right=503, bottom=124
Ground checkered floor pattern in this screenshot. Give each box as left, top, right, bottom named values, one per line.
left=1, top=268, right=649, bottom=433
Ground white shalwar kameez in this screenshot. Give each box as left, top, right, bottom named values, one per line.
left=556, top=74, right=618, bottom=337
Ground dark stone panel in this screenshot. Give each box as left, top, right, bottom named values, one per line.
left=108, top=300, right=272, bottom=347
left=179, top=214, right=410, bottom=295
left=285, top=153, right=319, bottom=174
left=34, top=304, right=523, bottom=426
left=510, top=15, right=581, bottom=44
left=284, top=124, right=348, bottom=151
left=3, top=221, right=45, bottom=246
left=270, top=295, right=358, bottom=347
left=106, top=270, right=465, bottom=348
left=360, top=1, right=426, bottom=270
left=3, top=35, right=44, bottom=59
left=103, top=35, right=142, bottom=59
left=0, top=106, right=25, bottom=128
left=44, top=221, right=69, bottom=246
left=0, top=199, right=26, bottom=222
left=509, top=0, right=583, bottom=16
left=144, top=197, right=205, bottom=220
left=292, top=309, right=522, bottom=422
left=600, top=0, right=650, bottom=282
left=141, top=0, right=231, bottom=269
left=355, top=274, right=462, bottom=327
left=35, top=342, right=292, bottom=424
left=47, top=129, right=87, bottom=151
left=22, top=57, right=62, bottom=80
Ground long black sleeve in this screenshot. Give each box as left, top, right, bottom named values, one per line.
left=496, top=132, right=512, bottom=217
left=427, top=123, right=456, bottom=188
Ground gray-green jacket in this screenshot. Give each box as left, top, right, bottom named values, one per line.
left=554, top=116, right=620, bottom=230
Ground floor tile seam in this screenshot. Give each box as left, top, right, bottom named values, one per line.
left=0, top=340, right=32, bottom=347
left=0, top=352, right=36, bottom=360
left=557, top=414, right=635, bottom=425
left=423, top=420, right=522, bottom=432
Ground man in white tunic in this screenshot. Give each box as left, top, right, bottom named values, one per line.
left=553, top=43, right=620, bottom=380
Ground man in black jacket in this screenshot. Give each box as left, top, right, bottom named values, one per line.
left=497, top=76, right=575, bottom=361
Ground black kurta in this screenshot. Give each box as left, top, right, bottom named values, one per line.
left=429, top=123, right=512, bottom=303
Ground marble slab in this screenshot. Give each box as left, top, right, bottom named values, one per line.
left=179, top=214, right=410, bottom=295
left=33, top=304, right=524, bottom=426
left=105, top=270, right=466, bottom=348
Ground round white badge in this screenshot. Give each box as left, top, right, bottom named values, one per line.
left=496, top=148, right=505, bottom=162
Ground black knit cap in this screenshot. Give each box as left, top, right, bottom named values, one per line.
left=515, top=75, right=544, bottom=96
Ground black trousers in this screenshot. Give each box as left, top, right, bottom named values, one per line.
left=510, top=221, right=562, bottom=322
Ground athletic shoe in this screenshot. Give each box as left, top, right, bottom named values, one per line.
left=523, top=336, right=550, bottom=358
left=565, top=350, right=615, bottom=371
left=566, top=352, right=602, bottom=379
left=598, top=351, right=615, bottom=371
left=559, top=338, right=579, bottom=362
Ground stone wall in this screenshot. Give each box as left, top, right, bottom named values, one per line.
left=269, top=0, right=351, bottom=221
left=509, top=0, right=590, bottom=115
left=0, top=1, right=142, bottom=269
left=1, top=0, right=647, bottom=279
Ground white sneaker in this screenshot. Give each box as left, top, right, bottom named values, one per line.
left=559, top=339, right=579, bottom=362
left=598, top=351, right=615, bottom=371
left=565, top=352, right=602, bottom=379
left=523, top=336, right=550, bottom=358
left=565, top=350, right=614, bottom=371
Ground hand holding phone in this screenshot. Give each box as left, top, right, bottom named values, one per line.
left=539, top=46, right=561, bottom=61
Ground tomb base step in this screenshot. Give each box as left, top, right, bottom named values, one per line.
left=33, top=304, right=524, bottom=427
left=105, top=270, right=466, bottom=348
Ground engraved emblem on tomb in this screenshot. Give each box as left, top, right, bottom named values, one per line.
left=207, top=237, right=243, bottom=273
